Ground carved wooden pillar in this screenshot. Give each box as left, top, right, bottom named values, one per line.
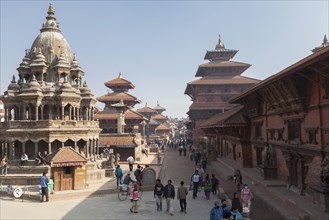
left=283, top=152, right=293, bottom=188
left=61, top=106, right=64, bottom=120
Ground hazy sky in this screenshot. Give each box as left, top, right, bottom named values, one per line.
left=1, top=0, right=328, bottom=118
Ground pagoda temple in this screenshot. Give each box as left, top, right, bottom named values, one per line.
left=95, top=73, right=146, bottom=160
left=184, top=35, right=260, bottom=142
left=95, top=73, right=145, bottom=133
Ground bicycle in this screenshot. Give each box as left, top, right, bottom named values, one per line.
left=6, top=184, right=30, bottom=200
left=117, top=183, right=143, bottom=201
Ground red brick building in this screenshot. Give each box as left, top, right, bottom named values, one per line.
left=185, top=35, right=260, bottom=143
left=201, top=39, right=329, bottom=202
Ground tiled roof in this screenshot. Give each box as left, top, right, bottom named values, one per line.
left=95, top=109, right=146, bottom=120
left=155, top=124, right=171, bottom=131
left=189, top=102, right=238, bottom=110
left=97, top=92, right=140, bottom=102
left=45, top=147, right=87, bottom=167
left=99, top=136, right=137, bottom=146
left=151, top=114, right=167, bottom=120
left=187, top=76, right=260, bottom=85
left=104, top=77, right=134, bottom=89
left=136, top=106, right=157, bottom=114
left=201, top=106, right=246, bottom=128
left=198, top=60, right=250, bottom=68
left=230, top=45, right=329, bottom=103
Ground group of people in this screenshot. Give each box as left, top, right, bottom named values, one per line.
left=153, top=179, right=188, bottom=216
left=210, top=183, right=253, bottom=220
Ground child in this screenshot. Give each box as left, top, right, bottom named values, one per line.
left=231, top=207, right=242, bottom=220
left=130, top=183, right=139, bottom=213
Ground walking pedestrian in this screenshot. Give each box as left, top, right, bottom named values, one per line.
left=1, top=156, right=8, bottom=176
left=177, top=180, right=188, bottom=213
left=127, top=156, right=134, bottom=172
left=240, top=184, right=253, bottom=210
left=130, top=183, right=139, bottom=213
left=179, top=145, right=183, bottom=156
left=204, top=174, right=212, bottom=200
left=115, top=165, right=123, bottom=189
left=163, top=180, right=175, bottom=216
left=134, top=164, right=142, bottom=186
left=191, top=170, right=200, bottom=199
left=231, top=192, right=242, bottom=213
left=211, top=174, right=219, bottom=195
left=40, top=171, right=49, bottom=202
left=154, top=179, right=164, bottom=211
left=231, top=206, right=242, bottom=220
left=234, top=169, right=242, bottom=192
left=210, top=201, right=223, bottom=220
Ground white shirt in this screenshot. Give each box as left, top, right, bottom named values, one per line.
left=192, top=174, right=200, bottom=183
left=127, top=156, right=134, bottom=164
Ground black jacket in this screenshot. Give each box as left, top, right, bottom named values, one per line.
left=163, top=184, right=175, bottom=199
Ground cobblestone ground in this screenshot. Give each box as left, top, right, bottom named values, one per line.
left=0, top=147, right=285, bottom=220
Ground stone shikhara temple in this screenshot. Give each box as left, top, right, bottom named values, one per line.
left=0, top=4, right=100, bottom=162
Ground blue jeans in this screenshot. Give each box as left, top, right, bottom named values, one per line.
left=155, top=194, right=162, bottom=211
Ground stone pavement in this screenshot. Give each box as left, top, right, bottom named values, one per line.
left=213, top=157, right=329, bottom=220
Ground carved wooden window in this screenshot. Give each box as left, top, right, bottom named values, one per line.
left=324, top=78, right=329, bottom=99
left=287, top=120, right=301, bottom=142
left=268, top=129, right=275, bottom=140
left=254, top=123, right=262, bottom=139
left=277, top=128, right=284, bottom=141
left=308, top=129, right=317, bottom=144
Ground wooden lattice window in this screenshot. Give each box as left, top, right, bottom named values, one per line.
left=288, top=120, right=301, bottom=142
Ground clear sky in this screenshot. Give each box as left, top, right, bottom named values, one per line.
left=1, top=0, right=328, bottom=119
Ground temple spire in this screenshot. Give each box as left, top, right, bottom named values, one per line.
left=48, top=3, right=55, bottom=15
left=215, top=34, right=225, bottom=50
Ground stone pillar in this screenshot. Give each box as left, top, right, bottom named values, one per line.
left=9, top=142, right=13, bottom=160
left=77, top=108, right=80, bottom=120
left=48, top=141, right=52, bottom=154
left=34, top=142, right=38, bottom=158
left=5, top=108, right=8, bottom=121
left=41, top=105, right=44, bottom=120
left=73, top=107, right=76, bottom=120
left=85, top=142, right=89, bottom=158
left=96, top=139, right=99, bottom=155
left=74, top=141, right=78, bottom=151
left=61, top=106, right=64, bottom=120
left=62, top=142, right=65, bottom=148
left=22, top=142, right=26, bottom=154
left=69, top=106, right=72, bottom=120
left=35, top=106, right=38, bottom=121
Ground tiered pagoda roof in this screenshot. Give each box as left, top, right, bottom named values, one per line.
left=97, top=73, right=141, bottom=108
left=185, top=35, right=260, bottom=117
left=153, top=101, right=166, bottom=114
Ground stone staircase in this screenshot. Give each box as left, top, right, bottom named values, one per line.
left=0, top=160, right=50, bottom=185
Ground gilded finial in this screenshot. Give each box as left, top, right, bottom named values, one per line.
left=216, top=34, right=225, bottom=50
left=118, top=72, right=122, bottom=78
left=48, top=3, right=55, bottom=15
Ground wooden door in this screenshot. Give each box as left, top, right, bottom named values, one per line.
left=61, top=167, right=73, bottom=191
left=53, top=168, right=63, bottom=192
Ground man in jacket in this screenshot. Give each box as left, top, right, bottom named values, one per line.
left=163, top=179, right=175, bottom=216
left=154, top=179, right=164, bottom=211
left=177, top=180, right=188, bottom=213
